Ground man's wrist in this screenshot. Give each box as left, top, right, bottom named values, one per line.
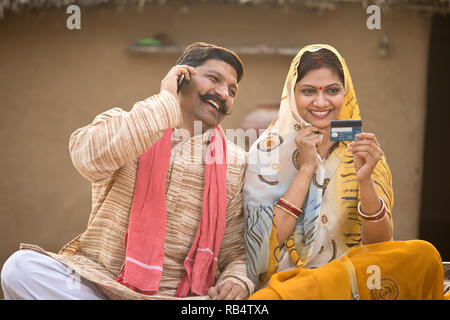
left=160, top=89, right=180, bottom=105
left=156, top=90, right=183, bottom=128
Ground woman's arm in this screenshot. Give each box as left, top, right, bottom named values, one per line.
left=359, top=177, right=392, bottom=243
left=348, top=133, right=393, bottom=244
left=274, top=126, right=325, bottom=245
left=274, top=165, right=315, bottom=245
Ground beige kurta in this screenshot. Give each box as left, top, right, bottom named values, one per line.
left=20, top=90, right=254, bottom=299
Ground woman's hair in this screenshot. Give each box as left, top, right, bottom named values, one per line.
left=296, top=48, right=344, bottom=86
left=176, top=42, right=245, bottom=83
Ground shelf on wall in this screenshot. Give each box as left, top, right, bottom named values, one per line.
left=127, top=45, right=300, bottom=56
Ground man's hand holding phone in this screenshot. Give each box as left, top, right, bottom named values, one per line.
left=160, top=65, right=196, bottom=103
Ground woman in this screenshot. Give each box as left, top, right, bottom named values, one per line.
left=244, top=44, right=446, bottom=300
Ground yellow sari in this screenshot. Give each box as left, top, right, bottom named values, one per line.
left=249, top=240, right=445, bottom=300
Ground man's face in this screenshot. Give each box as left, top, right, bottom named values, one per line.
left=178, top=59, right=238, bottom=132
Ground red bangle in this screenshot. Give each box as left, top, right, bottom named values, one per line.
left=276, top=198, right=303, bottom=218
left=358, top=198, right=386, bottom=222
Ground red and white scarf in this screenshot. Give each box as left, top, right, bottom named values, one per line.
left=116, top=127, right=228, bottom=297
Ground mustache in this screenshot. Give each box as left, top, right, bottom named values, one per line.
left=198, top=92, right=231, bottom=115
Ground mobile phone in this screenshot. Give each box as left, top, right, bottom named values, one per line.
left=177, top=72, right=190, bottom=94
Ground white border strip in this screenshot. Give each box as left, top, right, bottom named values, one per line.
left=126, top=257, right=163, bottom=271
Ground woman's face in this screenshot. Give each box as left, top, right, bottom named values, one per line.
left=294, top=67, right=345, bottom=129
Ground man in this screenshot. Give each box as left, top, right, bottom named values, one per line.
left=1, top=42, right=253, bottom=300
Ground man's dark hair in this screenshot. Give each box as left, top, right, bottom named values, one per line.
left=176, top=42, right=245, bottom=83
left=296, top=48, right=345, bottom=87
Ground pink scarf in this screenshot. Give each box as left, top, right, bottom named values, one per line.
left=116, top=127, right=227, bottom=297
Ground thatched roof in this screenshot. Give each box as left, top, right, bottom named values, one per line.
left=1, top=0, right=450, bottom=19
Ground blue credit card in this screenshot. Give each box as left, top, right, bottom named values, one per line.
left=330, top=120, right=362, bottom=141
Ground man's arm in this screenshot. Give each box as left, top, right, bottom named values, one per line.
left=69, top=90, right=182, bottom=182
left=210, top=158, right=255, bottom=300
left=69, top=65, right=196, bottom=182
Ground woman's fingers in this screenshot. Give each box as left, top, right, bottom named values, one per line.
left=349, top=133, right=383, bottom=180
left=301, top=126, right=326, bottom=137
left=348, top=145, right=382, bottom=162
left=349, top=140, right=383, bottom=158
left=296, top=126, right=325, bottom=146
left=307, top=134, right=323, bottom=148
left=297, top=131, right=322, bottom=148
left=294, top=127, right=323, bottom=169
left=355, top=132, right=380, bottom=147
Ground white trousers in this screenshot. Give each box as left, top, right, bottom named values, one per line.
left=1, top=250, right=109, bottom=300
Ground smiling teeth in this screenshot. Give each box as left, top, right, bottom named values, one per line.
left=206, top=100, right=220, bottom=110
left=311, top=110, right=329, bottom=116
left=207, top=100, right=220, bottom=110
